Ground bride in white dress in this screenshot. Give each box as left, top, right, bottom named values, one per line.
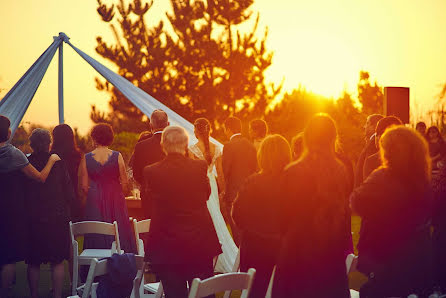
left=189, top=118, right=238, bottom=273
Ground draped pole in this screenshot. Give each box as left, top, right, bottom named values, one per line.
left=58, top=32, right=69, bottom=124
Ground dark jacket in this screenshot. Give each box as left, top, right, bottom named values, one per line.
left=350, top=168, right=433, bottom=297
left=222, top=135, right=257, bottom=203
left=363, top=152, right=381, bottom=181
left=131, top=133, right=165, bottom=185
left=274, top=156, right=350, bottom=298
left=144, top=153, right=222, bottom=264
left=97, top=253, right=137, bottom=298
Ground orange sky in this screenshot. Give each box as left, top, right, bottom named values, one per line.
left=1, top=0, right=446, bottom=134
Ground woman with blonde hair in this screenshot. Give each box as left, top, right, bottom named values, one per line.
left=351, top=126, right=432, bottom=297
left=274, top=113, right=351, bottom=298
left=232, top=134, right=291, bottom=298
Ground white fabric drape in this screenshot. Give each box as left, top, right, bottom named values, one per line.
left=0, top=38, right=62, bottom=136
left=66, top=41, right=222, bottom=148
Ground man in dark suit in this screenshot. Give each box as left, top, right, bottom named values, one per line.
left=131, top=110, right=169, bottom=217
left=355, top=114, right=383, bottom=186
left=363, top=116, right=402, bottom=180
left=222, top=117, right=257, bottom=245
left=144, top=126, right=221, bottom=298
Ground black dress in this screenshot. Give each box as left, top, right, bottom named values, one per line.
left=0, top=144, right=29, bottom=266
left=25, top=152, right=73, bottom=265
left=350, top=168, right=433, bottom=297
left=232, top=172, right=284, bottom=298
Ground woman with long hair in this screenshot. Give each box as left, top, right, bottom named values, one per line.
left=189, top=118, right=237, bottom=273
left=351, top=126, right=432, bottom=297
left=274, top=113, right=351, bottom=297
left=51, top=124, right=82, bottom=221
left=427, top=125, right=445, bottom=170
left=232, top=134, right=291, bottom=298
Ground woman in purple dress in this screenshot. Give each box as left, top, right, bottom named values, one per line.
left=78, top=123, right=135, bottom=252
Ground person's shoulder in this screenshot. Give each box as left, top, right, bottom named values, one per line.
left=189, top=157, right=208, bottom=170
left=143, top=158, right=163, bottom=176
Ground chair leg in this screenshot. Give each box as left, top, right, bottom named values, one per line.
left=72, top=242, right=79, bottom=295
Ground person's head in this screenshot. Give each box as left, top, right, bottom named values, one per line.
left=91, top=123, right=114, bottom=147
left=291, top=132, right=304, bottom=160
left=249, top=119, right=268, bottom=141
left=151, top=109, right=169, bottom=131
left=161, top=126, right=189, bottom=155
left=380, top=126, right=431, bottom=187
left=304, top=113, right=337, bottom=155
left=364, top=114, right=384, bottom=139
left=374, top=116, right=403, bottom=148
left=427, top=126, right=441, bottom=142
left=416, top=122, right=427, bottom=136
left=0, top=115, right=11, bottom=143
left=258, top=134, right=291, bottom=174
left=29, top=128, right=51, bottom=153
left=224, top=117, right=242, bottom=137
left=51, top=124, right=79, bottom=156
left=194, top=118, right=211, bottom=141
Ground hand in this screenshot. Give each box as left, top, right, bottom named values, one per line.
left=49, top=154, right=61, bottom=163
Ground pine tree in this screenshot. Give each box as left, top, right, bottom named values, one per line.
left=357, top=71, right=384, bottom=114
left=93, top=0, right=280, bottom=133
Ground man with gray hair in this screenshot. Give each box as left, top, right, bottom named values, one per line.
left=143, top=126, right=221, bottom=297
left=132, top=109, right=169, bottom=217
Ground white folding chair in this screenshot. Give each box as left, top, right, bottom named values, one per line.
left=68, top=255, right=145, bottom=298
left=69, top=221, right=122, bottom=295
left=345, top=253, right=360, bottom=298
left=188, top=268, right=255, bottom=298
left=132, top=219, right=164, bottom=298
left=222, top=248, right=241, bottom=298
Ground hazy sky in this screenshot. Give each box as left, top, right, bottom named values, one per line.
left=1, top=0, right=445, bottom=133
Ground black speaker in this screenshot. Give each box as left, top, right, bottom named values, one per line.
left=384, top=87, right=410, bottom=124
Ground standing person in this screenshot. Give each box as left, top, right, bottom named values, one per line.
left=355, top=114, right=383, bottom=186
left=222, top=117, right=257, bottom=245
left=363, top=116, right=402, bottom=181
left=350, top=126, right=433, bottom=297
left=0, top=115, right=60, bottom=297
left=131, top=110, right=169, bottom=217
left=427, top=126, right=445, bottom=170
left=232, top=134, right=291, bottom=298
left=249, top=119, right=268, bottom=151
left=274, top=114, right=351, bottom=298
left=144, top=126, right=221, bottom=298
left=291, top=132, right=304, bottom=160
left=78, top=123, right=135, bottom=253
left=25, top=129, right=74, bottom=298
left=189, top=118, right=237, bottom=273
left=51, top=124, right=82, bottom=221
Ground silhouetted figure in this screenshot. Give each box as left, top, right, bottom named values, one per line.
left=355, top=114, right=383, bottom=186
left=351, top=126, right=433, bottom=297
left=416, top=121, right=427, bottom=139
left=222, top=117, right=257, bottom=245
left=79, top=123, right=135, bottom=253
left=363, top=116, right=402, bottom=181
left=51, top=124, right=82, bottom=222
left=144, top=126, right=221, bottom=298
left=249, top=119, right=268, bottom=151
left=427, top=126, right=446, bottom=170
left=232, top=134, right=291, bottom=298
left=274, top=114, right=351, bottom=298
left=0, top=115, right=60, bottom=296
left=26, top=129, right=74, bottom=298
left=132, top=110, right=169, bottom=217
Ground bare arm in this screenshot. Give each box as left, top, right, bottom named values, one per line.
left=21, top=154, right=60, bottom=182
left=118, top=153, right=129, bottom=194
left=216, top=155, right=225, bottom=193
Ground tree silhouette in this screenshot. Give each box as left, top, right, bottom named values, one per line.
left=357, top=71, right=383, bottom=114
left=93, top=0, right=280, bottom=133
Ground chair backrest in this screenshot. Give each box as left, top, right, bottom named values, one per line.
left=345, top=253, right=357, bottom=274
left=69, top=221, right=121, bottom=252
left=133, top=219, right=150, bottom=256
left=222, top=248, right=241, bottom=298
left=83, top=255, right=145, bottom=298
left=188, top=268, right=255, bottom=298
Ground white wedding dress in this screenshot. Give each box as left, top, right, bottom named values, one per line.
left=189, top=143, right=238, bottom=273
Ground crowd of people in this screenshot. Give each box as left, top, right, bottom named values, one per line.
left=1, top=110, right=446, bottom=298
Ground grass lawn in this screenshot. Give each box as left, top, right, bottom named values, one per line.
left=7, top=216, right=367, bottom=297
